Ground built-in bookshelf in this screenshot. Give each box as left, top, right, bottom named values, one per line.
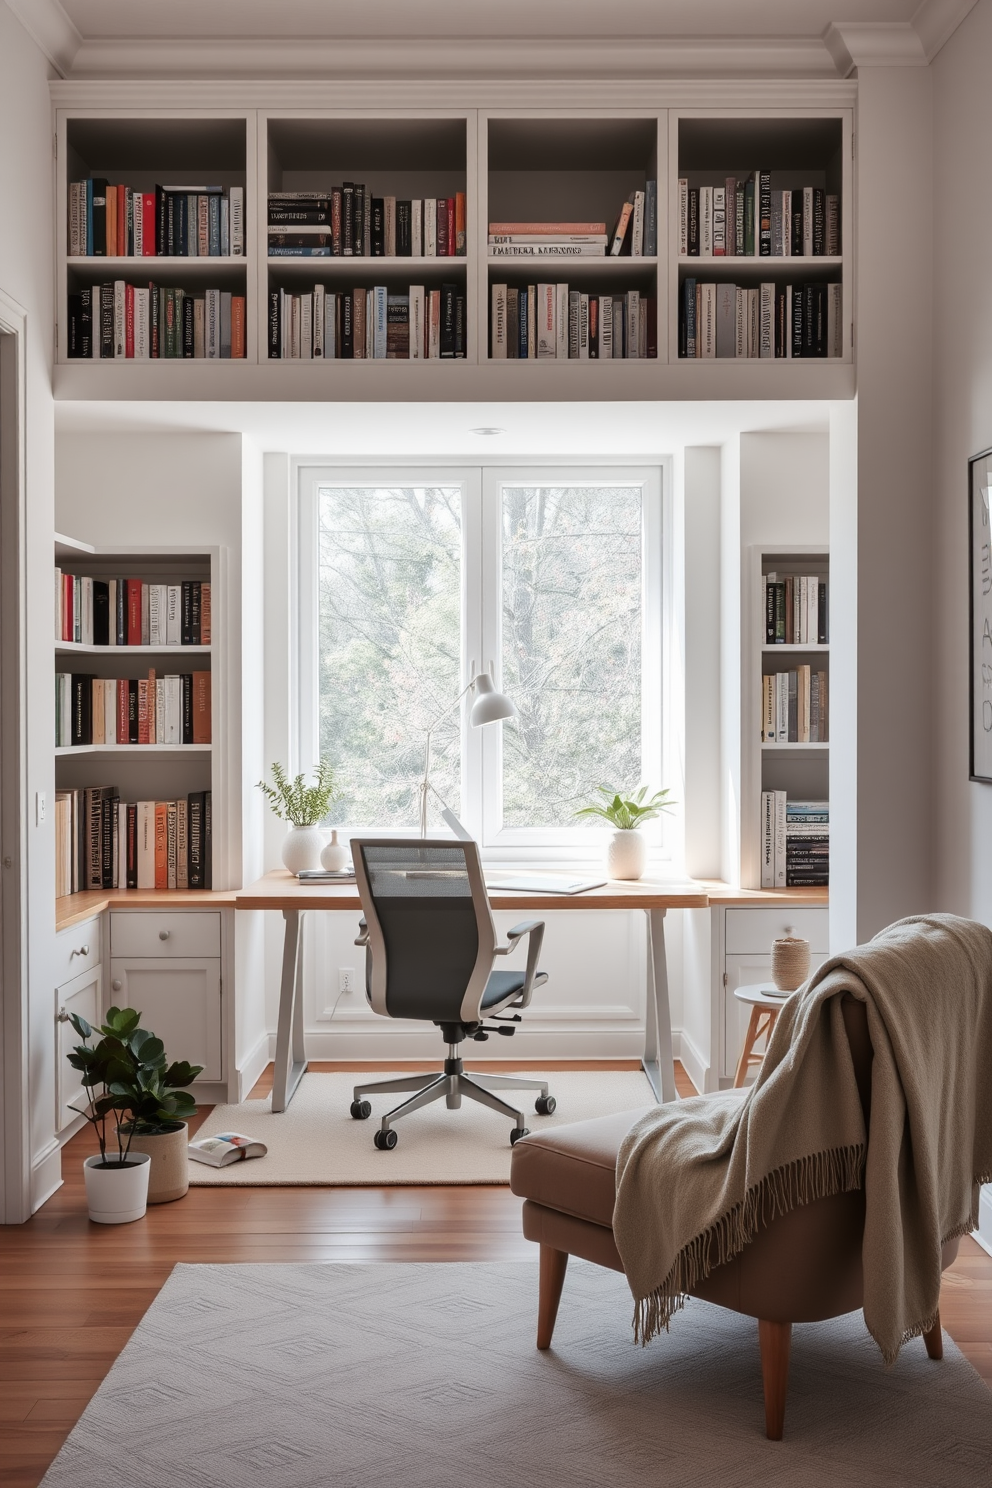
left=743, top=545, right=830, bottom=890
left=53, top=533, right=218, bottom=903
left=52, top=91, right=855, bottom=396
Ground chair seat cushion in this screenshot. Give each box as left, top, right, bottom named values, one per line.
left=509, top=1107, right=653, bottom=1228
left=482, top=969, right=547, bottom=1008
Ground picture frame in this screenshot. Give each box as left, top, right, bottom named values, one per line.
left=969, top=448, right=992, bottom=782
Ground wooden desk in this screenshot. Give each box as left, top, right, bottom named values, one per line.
left=236, top=871, right=709, bottom=1112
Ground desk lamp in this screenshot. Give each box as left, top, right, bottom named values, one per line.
left=419, top=670, right=517, bottom=836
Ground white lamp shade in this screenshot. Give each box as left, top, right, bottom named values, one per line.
left=469, top=672, right=518, bottom=727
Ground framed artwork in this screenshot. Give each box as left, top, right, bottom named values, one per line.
left=970, top=448, right=992, bottom=781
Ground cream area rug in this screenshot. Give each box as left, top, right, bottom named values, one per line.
left=40, top=1261, right=992, bottom=1487
left=189, top=1069, right=655, bottom=1185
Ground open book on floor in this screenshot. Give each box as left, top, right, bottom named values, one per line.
left=188, top=1132, right=267, bottom=1167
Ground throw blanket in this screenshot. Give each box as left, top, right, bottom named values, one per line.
left=614, top=913, right=992, bottom=1364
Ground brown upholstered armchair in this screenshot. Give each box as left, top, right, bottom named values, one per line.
left=509, top=997, right=960, bottom=1439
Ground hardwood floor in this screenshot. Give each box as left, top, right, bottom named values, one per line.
left=2, top=1060, right=990, bottom=1487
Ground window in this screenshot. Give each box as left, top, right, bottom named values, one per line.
left=298, top=465, right=664, bottom=856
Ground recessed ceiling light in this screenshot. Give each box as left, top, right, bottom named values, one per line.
left=470, top=426, right=506, bottom=436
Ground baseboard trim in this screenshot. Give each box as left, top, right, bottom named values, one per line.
left=237, top=1031, right=274, bottom=1101
left=976, top=1185, right=992, bottom=1258
left=31, top=1140, right=63, bottom=1214
left=677, top=1027, right=712, bottom=1095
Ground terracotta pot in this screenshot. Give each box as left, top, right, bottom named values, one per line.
left=83, top=1152, right=151, bottom=1224
left=608, top=829, right=647, bottom=881
left=281, top=825, right=325, bottom=874
left=771, top=936, right=811, bottom=992
left=125, top=1121, right=189, bottom=1203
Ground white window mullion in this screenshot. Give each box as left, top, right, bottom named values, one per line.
left=461, top=468, right=485, bottom=841
left=479, top=470, right=505, bottom=847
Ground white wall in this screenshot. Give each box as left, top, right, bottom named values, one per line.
left=0, top=3, right=58, bottom=1218
left=683, top=446, right=722, bottom=881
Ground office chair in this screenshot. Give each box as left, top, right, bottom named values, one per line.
left=350, top=838, right=554, bottom=1150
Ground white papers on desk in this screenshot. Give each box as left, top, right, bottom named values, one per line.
left=485, top=874, right=607, bottom=895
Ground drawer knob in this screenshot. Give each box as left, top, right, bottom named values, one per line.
left=70, top=944, right=89, bottom=958
left=57, top=1006, right=70, bottom=1023
left=112, top=979, right=122, bottom=991
left=159, top=930, right=170, bottom=940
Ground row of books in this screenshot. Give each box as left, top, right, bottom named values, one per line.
left=764, top=574, right=828, bottom=646
left=56, top=671, right=211, bottom=748
left=491, top=285, right=656, bottom=360
left=55, top=788, right=212, bottom=897
left=678, top=179, right=839, bottom=258
left=680, top=280, right=842, bottom=360
left=56, top=574, right=210, bottom=647
left=67, top=284, right=247, bottom=360
left=762, top=668, right=829, bottom=744
left=487, top=191, right=658, bottom=260
left=761, top=796, right=828, bottom=888
left=69, top=182, right=245, bottom=258
left=268, top=285, right=464, bottom=360
left=268, top=190, right=466, bottom=257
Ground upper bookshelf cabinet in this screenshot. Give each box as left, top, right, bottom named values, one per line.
left=670, top=112, right=851, bottom=368
left=58, top=112, right=254, bottom=365
left=261, top=114, right=472, bottom=363
left=483, top=115, right=663, bottom=364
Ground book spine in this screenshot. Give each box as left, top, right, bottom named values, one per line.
left=774, top=790, right=787, bottom=887
left=758, top=171, right=772, bottom=256
left=230, top=186, right=244, bottom=256
left=187, top=792, right=204, bottom=888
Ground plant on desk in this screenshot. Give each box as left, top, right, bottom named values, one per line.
left=574, top=784, right=675, bottom=881
left=257, top=759, right=342, bottom=873
left=66, top=1006, right=202, bottom=1222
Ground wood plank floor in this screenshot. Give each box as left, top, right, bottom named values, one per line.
left=2, top=1060, right=990, bottom=1487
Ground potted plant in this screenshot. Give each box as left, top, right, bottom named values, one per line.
left=66, top=1006, right=202, bottom=1222
left=574, top=784, right=675, bottom=881
left=257, top=759, right=342, bottom=873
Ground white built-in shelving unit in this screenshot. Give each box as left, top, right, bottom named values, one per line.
left=51, top=83, right=856, bottom=402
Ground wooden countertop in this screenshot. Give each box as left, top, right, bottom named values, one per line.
left=56, top=888, right=237, bottom=933
left=699, top=883, right=829, bottom=907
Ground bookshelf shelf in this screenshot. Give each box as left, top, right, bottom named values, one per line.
left=55, top=642, right=211, bottom=655
left=760, top=742, right=829, bottom=752
left=761, top=642, right=828, bottom=653
left=55, top=744, right=212, bottom=756
left=67, top=256, right=247, bottom=269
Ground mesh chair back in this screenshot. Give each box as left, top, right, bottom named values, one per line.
left=353, top=840, right=496, bottom=1024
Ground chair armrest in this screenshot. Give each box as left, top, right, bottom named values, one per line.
left=493, top=920, right=545, bottom=1009
left=354, top=917, right=370, bottom=948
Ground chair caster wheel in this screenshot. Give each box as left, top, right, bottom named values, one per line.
left=374, top=1128, right=398, bottom=1150
left=535, top=1095, right=556, bottom=1115
left=350, top=1100, right=372, bottom=1120
left=510, top=1127, right=530, bottom=1145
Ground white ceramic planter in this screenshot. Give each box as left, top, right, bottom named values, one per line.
left=607, top=829, right=648, bottom=881
left=281, top=825, right=325, bottom=874
left=83, top=1151, right=151, bottom=1224
left=320, top=829, right=349, bottom=872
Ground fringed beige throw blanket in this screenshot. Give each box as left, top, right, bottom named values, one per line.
left=614, top=914, right=992, bottom=1364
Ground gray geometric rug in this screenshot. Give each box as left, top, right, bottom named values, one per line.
left=39, top=1262, right=992, bottom=1487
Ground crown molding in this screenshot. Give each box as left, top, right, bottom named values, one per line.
left=824, top=20, right=928, bottom=74
left=64, top=34, right=841, bottom=82
left=3, top=0, right=80, bottom=76
left=911, top=0, right=980, bottom=59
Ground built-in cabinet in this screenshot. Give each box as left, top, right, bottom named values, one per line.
left=55, top=915, right=102, bottom=1137
left=109, top=911, right=223, bottom=1081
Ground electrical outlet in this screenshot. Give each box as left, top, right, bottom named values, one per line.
left=339, top=967, right=356, bottom=994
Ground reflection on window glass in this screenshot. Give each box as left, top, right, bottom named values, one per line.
left=317, top=486, right=462, bottom=826
left=501, top=485, right=643, bottom=828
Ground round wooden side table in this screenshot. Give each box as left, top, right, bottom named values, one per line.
left=733, top=983, right=791, bottom=1088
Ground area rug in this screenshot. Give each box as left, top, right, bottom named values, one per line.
left=39, top=1261, right=992, bottom=1487
left=189, top=1070, right=655, bottom=1185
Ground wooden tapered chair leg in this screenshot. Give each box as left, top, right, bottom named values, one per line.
left=758, top=1319, right=792, bottom=1440
left=923, top=1311, right=943, bottom=1360
left=537, top=1245, right=569, bottom=1350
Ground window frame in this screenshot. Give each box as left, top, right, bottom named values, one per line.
left=295, top=460, right=674, bottom=865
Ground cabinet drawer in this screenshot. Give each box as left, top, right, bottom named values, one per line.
left=725, top=908, right=828, bottom=955
left=54, top=917, right=101, bottom=986
left=110, top=911, right=221, bottom=959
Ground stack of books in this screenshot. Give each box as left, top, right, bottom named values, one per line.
left=764, top=573, right=827, bottom=644
left=55, top=788, right=212, bottom=896
left=268, top=190, right=466, bottom=257
left=488, top=221, right=608, bottom=259
left=761, top=668, right=829, bottom=743
left=56, top=670, right=210, bottom=748
left=678, top=177, right=839, bottom=258
left=268, top=284, right=464, bottom=358
left=68, top=182, right=244, bottom=258
left=56, top=574, right=210, bottom=646
left=490, top=285, right=655, bottom=359
left=680, top=279, right=842, bottom=359
left=761, top=795, right=829, bottom=888
left=67, top=284, right=246, bottom=359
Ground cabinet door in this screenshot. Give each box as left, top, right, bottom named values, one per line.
left=109, top=958, right=222, bottom=1080
left=723, top=950, right=829, bottom=1082
left=57, top=963, right=102, bottom=1132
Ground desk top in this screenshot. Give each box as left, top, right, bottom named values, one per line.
left=56, top=887, right=237, bottom=933
left=235, top=869, right=711, bottom=912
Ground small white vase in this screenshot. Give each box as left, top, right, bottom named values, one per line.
left=83, top=1151, right=151, bottom=1224
left=282, top=825, right=325, bottom=875
left=608, top=829, right=648, bottom=881
left=320, top=829, right=349, bottom=872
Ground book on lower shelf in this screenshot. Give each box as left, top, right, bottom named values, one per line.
left=56, top=670, right=210, bottom=747
left=267, top=284, right=462, bottom=359
left=761, top=794, right=828, bottom=888
left=55, top=574, right=210, bottom=646
left=679, top=279, right=842, bottom=360
left=67, top=284, right=246, bottom=360
left=490, top=283, right=656, bottom=360
left=55, top=788, right=212, bottom=895
left=761, top=667, right=828, bottom=743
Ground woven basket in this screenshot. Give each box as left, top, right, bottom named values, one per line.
left=771, top=936, right=811, bottom=992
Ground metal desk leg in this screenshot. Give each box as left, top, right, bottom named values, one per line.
left=272, top=908, right=308, bottom=1113
left=642, top=907, right=678, bottom=1103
